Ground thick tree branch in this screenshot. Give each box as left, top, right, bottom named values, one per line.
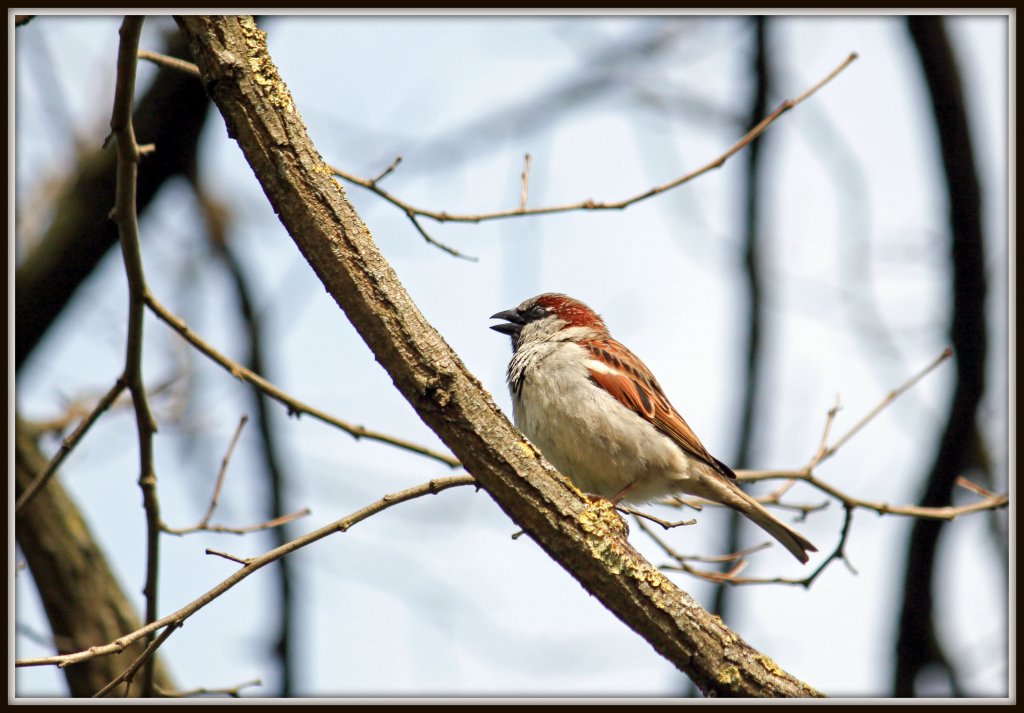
left=172, top=15, right=820, bottom=697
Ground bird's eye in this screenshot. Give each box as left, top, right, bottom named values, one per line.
left=525, top=305, right=548, bottom=321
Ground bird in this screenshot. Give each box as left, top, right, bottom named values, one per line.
left=490, top=292, right=817, bottom=564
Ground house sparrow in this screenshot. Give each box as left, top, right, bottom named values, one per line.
left=491, top=293, right=817, bottom=564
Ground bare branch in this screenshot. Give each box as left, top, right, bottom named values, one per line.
left=617, top=506, right=696, bottom=530
left=144, top=291, right=460, bottom=467
left=663, top=506, right=860, bottom=588
left=15, top=379, right=126, bottom=513
left=518, top=152, right=532, bottom=210
left=159, top=415, right=312, bottom=538
left=109, top=16, right=161, bottom=697
left=404, top=210, right=478, bottom=261
left=371, top=155, right=402, bottom=186
left=330, top=53, right=859, bottom=228
left=205, top=549, right=250, bottom=566
left=636, top=517, right=773, bottom=566
left=165, top=509, right=312, bottom=537
left=15, top=475, right=477, bottom=671
left=137, top=48, right=201, bottom=77
left=154, top=679, right=262, bottom=698
left=732, top=348, right=1007, bottom=522
left=636, top=347, right=1002, bottom=587
left=93, top=623, right=181, bottom=698
left=201, top=415, right=248, bottom=527
left=733, top=347, right=986, bottom=514
left=129, top=43, right=856, bottom=266
left=818, top=346, right=954, bottom=464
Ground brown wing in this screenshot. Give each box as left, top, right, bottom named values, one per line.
left=583, top=339, right=735, bottom=479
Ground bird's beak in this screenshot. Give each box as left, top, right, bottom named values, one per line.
left=490, top=308, right=524, bottom=337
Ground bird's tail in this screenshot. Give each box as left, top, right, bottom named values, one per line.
left=720, top=481, right=818, bottom=564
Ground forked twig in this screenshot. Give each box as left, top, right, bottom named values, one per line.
left=93, top=622, right=181, bottom=698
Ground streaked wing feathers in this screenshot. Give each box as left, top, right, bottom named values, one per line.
left=584, top=340, right=735, bottom=479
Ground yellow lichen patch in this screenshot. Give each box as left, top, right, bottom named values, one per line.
left=635, top=564, right=668, bottom=589
left=717, top=664, right=742, bottom=687
left=802, top=681, right=823, bottom=697
left=517, top=440, right=539, bottom=460
left=238, top=17, right=295, bottom=114
left=577, top=500, right=667, bottom=589
left=577, top=498, right=625, bottom=539
left=757, top=655, right=784, bottom=677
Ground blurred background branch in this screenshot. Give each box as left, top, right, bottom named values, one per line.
left=895, top=15, right=990, bottom=697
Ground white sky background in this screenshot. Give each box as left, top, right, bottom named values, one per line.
left=11, top=12, right=1011, bottom=698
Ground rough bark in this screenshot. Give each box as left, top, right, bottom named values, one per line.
left=175, top=15, right=821, bottom=698
left=14, top=416, right=176, bottom=697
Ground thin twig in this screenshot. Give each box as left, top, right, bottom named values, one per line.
left=164, top=508, right=312, bottom=537
left=663, top=506, right=858, bottom=588
left=755, top=473, right=828, bottom=520
left=330, top=53, right=858, bottom=227
left=822, top=346, right=953, bottom=461
left=109, top=16, right=161, bottom=697
left=137, top=48, right=201, bottom=77
left=143, top=291, right=461, bottom=467
left=154, top=679, right=262, bottom=698
left=644, top=347, right=1004, bottom=585
left=404, top=211, right=478, bottom=260
left=731, top=348, right=1009, bottom=522
left=15, top=379, right=126, bottom=513
left=371, top=156, right=402, bottom=186
left=201, top=415, right=249, bottom=527
left=737, top=470, right=1007, bottom=520
left=954, top=475, right=997, bottom=498
left=28, top=373, right=180, bottom=438
left=16, top=475, right=478, bottom=670
left=518, top=153, right=532, bottom=210
left=617, top=506, right=696, bottom=530
left=636, top=517, right=772, bottom=565
left=92, top=622, right=181, bottom=698
left=205, top=549, right=251, bottom=566
left=130, top=46, right=856, bottom=264
left=808, top=394, right=843, bottom=466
